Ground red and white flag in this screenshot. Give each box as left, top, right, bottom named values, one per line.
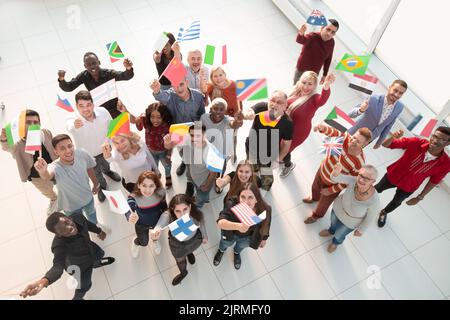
left=348, top=74, right=378, bottom=95
left=103, top=190, right=130, bottom=214
left=412, top=118, right=438, bottom=138
left=230, top=202, right=266, bottom=227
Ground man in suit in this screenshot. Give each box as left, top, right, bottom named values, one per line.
left=348, top=80, right=407, bottom=149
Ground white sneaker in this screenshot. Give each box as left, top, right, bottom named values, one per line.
left=280, top=163, right=296, bottom=178
left=47, top=199, right=58, bottom=216
left=131, top=238, right=140, bottom=258
left=153, top=240, right=161, bottom=255
left=97, top=223, right=111, bottom=235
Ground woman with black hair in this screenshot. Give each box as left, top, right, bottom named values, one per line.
left=153, top=32, right=180, bottom=90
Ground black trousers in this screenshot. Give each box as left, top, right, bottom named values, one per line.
left=72, top=243, right=105, bottom=300
left=122, top=178, right=135, bottom=193
left=375, top=174, right=413, bottom=214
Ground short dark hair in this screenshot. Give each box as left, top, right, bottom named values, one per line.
left=26, top=109, right=41, bottom=122
left=328, top=19, right=339, bottom=30
left=75, top=90, right=93, bottom=104
left=46, top=212, right=66, bottom=234
left=392, top=79, right=408, bottom=90
left=436, top=126, right=450, bottom=140
left=83, top=52, right=99, bottom=61
left=189, top=123, right=206, bottom=133
left=52, top=134, right=72, bottom=148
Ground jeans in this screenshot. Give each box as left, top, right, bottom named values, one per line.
left=150, top=149, right=171, bottom=177
left=192, top=181, right=210, bottom=208
left=72, top=242, right=105, bottom=300
left=375, top=174, right=414, bottom=214
left=328, top=210, right=354, bottom=245
left=65, top=198, right=97, bottom=225
left=219, top=236, right=250, bottom=254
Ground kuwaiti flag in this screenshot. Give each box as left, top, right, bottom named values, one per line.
left=412, top=118, right=438, bottom=138
left=177, top=20, right=200, bottom=41
left=236, top=78, right=268, bottom=101
left=103, top=190, right=130, bottom=215
left=206, top=142, right=226, bottom=173
left=324, top=106, right=356, bottom=132
left=204, top=44, right=227, bottom=66
left=4, top=110, right=26, bottom=147
left=231, top=202, right=267, bottom=227
left=307, top=9, right=327, bottom=26
left=24, top=124, right=41, bottom=155
left=90, top=79, right=118, bottom=107
left=168, top=213, right=199, bottom=242
left=348, top=74, right=378, bottom=95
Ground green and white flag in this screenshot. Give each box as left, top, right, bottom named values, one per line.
left=25, top=124, right=41, bottom=154
left=204, top=44, right=227, bottom=65
left=4, top=110, right=26, bottom=147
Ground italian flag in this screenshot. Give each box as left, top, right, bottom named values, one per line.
left=5, top=111, right=26, bottom=147
left=25, top=124, right=41, bottom=154
left=204, top=44, right=227, bottom=65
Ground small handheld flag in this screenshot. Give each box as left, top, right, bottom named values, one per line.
left=160, top=57, right=187, bottom=88
left=236, top=78, right=268, bottom=101
left=177, top=20, right=200, bottom=42
left=24, top=124, right=41, bottom=155
left=335, top=53, right=371, bottom=76
left=106, top=41, right=125, bottom=63
left=412, top=118, right=438, bottom=138
left=204, top=44, right=227, bottom=66
left=348, top=74, right=378, bottom=95
left=56, top=94, right=74, bottom=112
left=90, top=79, right=118, bottom=107
left=4, top=111, right=26, bottom=147
left=231, top=202, right=266, bottom=227
left=103, top=190, right=130, bottom=215
left=324, top=106, right=356, bottom=132
left=320, top=136, right=344, bottom=157
left=154, top=32, right=169, bottom=52
left=205, top=142, right=226, bottom=173
left=307, top=9, right=327, bottom=26
left=169, top=122, right=194, bottom=145
left=167, top=213, right=199, bottom=242
left=107, top=112, right=130, bottom=138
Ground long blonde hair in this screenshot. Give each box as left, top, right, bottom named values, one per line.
left=286, top=71, right=318, bottom=117
left=112, top=132, right=141, bottom=160
left=209, top=66, right=230, bottom=100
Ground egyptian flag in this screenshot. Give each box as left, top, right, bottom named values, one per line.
left=324, top=106, right=356, bottom=132
left=349, top=74, right=378, bottom=95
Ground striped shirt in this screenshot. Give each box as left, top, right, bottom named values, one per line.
left=319, top=126, right=365, bottom=193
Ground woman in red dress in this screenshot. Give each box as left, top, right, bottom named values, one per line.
left=280, top=71, right=335, bottom=178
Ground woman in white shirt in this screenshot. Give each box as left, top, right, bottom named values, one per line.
left=102, top=132, right=159, bottom=192
left=319, top=163, right=380, bottom=253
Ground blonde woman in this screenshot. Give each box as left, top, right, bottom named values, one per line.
left=205, top=66, right=240, bottom=117
left=102, top=132, right=159, bottom=192
left=279, top=71, right=335, bottom=178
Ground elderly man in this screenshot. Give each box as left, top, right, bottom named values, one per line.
left=294, top=19, right=339, bottom=85
left=348, top=80, right=407, bottom=149
left=376, top=127, right=450, bottom=227
left=303, top=123, right=372, bottom=224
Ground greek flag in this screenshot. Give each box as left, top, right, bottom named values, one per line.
left=177, top=20, right=200, bottom=41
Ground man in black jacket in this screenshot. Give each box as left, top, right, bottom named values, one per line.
left=20, top=212, right=115, bottom=300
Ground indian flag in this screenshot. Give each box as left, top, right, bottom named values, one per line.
left=204, top=44, right=227, bottom=66
left=24, top=124, right=41, bottom=154
left=5, top=111, right=26, bottom=147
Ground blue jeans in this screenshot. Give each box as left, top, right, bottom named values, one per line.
left=192, top=181, right=210, bottom=209
left=219, top=236, right=250, bottom=254
left=65, top=198, right=97, bottom=225
left=328, top=210, right=354, bottom=245
left=150, top=149, right=171, bottom=177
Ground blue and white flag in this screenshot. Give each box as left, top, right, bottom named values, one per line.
left=206, top=142, right=226, bottom=173
left=307, top=9, right=327, bottom=26
left=177, top=20, right=200, bottom=41
left=168, top=213, right=199, bottom=242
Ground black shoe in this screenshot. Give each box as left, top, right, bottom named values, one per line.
left=98, top=188, right=106, bottom=202
left=234, top=252, right=241, bottom=270
left=176, top=162, right=186, bottom=176
left=104, top=170, right=121, bottom=182
left=187, top=253, right=196, bottom=265
left=185, top=182, right=195, bottom=197
left=213, top=250, right=224, bottom=266
left=377, top=211, right=387, bottom=228
left=99, top=257, right=115, bottom=266
left=172, top=271, right=188, bottom=286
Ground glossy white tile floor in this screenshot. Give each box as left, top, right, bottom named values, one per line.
left=0, top=0, right=449, bottom=300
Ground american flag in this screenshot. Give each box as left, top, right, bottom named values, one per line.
left=320, top=136, right=344, bottom=157
left=231, top=203, right=266, bottom=227
left=307, top=9, right=327, bottom=26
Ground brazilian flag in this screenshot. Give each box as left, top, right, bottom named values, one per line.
left=335, top=53, right=371, bottom=75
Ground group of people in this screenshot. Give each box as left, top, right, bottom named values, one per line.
left=1, top=19, right=448, bottom=300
